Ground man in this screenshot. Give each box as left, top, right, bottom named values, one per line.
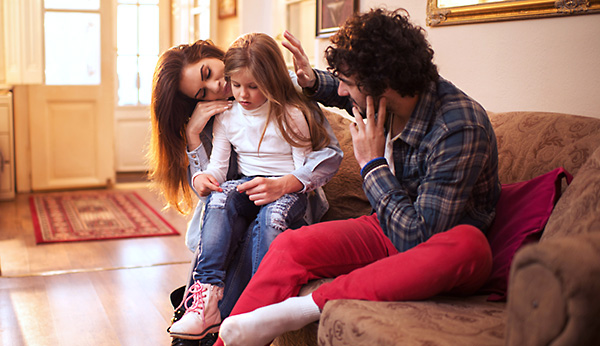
left=216, top=8, right=501, bottom=346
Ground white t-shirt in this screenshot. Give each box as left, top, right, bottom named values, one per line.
left=200, top=100, right=311, bottom=183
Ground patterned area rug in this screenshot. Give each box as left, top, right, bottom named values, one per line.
left=29, top=190, right=180, bottom=244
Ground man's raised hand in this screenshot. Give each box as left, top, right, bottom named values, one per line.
left=282, top=30, right=317, bottom=89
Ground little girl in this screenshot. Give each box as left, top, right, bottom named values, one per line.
left=168, top=33, right=332, bottom=340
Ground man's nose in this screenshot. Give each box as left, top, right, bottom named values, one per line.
left=337, top=83, right=348, bottom=97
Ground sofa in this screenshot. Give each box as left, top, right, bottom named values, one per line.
left=274, top=109, right=600, bottom=346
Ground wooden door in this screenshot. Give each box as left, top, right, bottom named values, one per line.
left=28, top=0, right=115, bottom=191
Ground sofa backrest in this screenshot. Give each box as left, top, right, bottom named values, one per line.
left=488, top=111, right=600, bottom=184
left=542, top=146, right=600, bottom=241
left=320, top=108, right=371, bottom=221
left=484, top=111, right=600, bottom=241
left=320, top=108, right=600, bottom=229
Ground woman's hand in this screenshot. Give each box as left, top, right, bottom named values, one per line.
left=349, top=96, right=388, bottom=168
left=282, top=31, right=317, bottom=89
left=237, top=175, right=303, bottom=206
left=186, top=100, right=232, bottom=150
left=193, top=173, right=222, bottom=197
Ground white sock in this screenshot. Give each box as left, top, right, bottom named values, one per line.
left=219, top=294, right=321, bottom=346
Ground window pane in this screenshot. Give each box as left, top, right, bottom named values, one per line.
left=117, top=5, right=138, bottom=56
left=45, top=12, right=100, bottom=85
left=192, top=0, right=211, bottom=41
left=116, top=0, right=160, bottom=106
left=117, top=56, right=139, bottom=106
left=118, top=0, right=159, bottom=5
left=139, top=55, right=158, bottom=105
left=45, top=0, right=99, bottom=10
left=139, top=5, right=159, bottom=55
left=193, top=13, right=210, bottom=41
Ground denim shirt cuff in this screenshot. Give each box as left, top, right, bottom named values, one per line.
left=187, top=144, right=209, bottom=176
left=302, top=69, right=321, bottom=97
left=291, top=172, right=310, bottom=193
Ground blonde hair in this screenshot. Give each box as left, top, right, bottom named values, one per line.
left=224, top=33, right=330, bottom=152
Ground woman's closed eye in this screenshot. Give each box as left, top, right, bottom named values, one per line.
left=195, top=88, right=206, bottom=100
left=194, top=65, right=212, bottom=100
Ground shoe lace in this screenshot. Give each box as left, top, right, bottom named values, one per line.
left=182, top=281, right=209, bottom=321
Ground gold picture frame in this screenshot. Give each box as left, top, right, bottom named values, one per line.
left=218, top=0, right=236, bottom=19
left=426, top=0, right=600, bottom=27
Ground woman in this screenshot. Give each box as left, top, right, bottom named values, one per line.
left=149, top=39, right=342, bottom=343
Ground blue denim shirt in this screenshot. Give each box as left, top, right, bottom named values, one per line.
left=309, top=69, right=501, bottom=253
left=185, top=87, right=343, bottom=251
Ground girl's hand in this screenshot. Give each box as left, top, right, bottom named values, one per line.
left=186, top=100, right=232, bottom=150
left=349, top=96, right=388, bottom=168
left=281, top=30, right=317, bottom=89
left=193, top=173, right=222, bottom=197
left=237, top=175, right=303, bottom=206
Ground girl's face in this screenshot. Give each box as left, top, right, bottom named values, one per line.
left=230, top=68, right=267, bottom=111
left=179, top=57, right=232, bottom=101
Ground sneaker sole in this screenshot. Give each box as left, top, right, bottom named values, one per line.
left=169, top=323, right=221, bottom=340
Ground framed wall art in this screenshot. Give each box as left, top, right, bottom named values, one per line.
left=316, top=0, right=358, bottom=37
left=218, top=0, right=236, bottom=19
left=427, top=0, right=600, bottom=26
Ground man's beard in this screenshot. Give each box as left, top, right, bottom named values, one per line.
left=351, top=98, right=381, bottom=122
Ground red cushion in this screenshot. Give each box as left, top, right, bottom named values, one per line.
left=480, top=167, right=572, bottom=301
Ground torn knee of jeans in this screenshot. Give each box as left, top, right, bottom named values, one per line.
left=207, top=192, right=227, bottom=209
left=206, top=180, right=242, bottom=209
left=268, top=194, right=300, bottom=231
left=269, top=212, right=289, bottom=231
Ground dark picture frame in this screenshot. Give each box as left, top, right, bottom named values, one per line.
left=316, top=0, right=358, bottom=37
left=218, top=0, right=237, bottom=19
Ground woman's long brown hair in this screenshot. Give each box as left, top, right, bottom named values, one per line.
left=148, top=41, right=225, bottom=214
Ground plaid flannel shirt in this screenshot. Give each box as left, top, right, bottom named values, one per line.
left=310, top=70, right=501, bottom=252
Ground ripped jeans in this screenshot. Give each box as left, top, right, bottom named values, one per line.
left=192, top=176, right=308, bottom=288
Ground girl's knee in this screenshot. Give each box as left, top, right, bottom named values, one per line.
left=263, top=194, right=306, bottom=232
left=206, top=190, right=229, bottom=209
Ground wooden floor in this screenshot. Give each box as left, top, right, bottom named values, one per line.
left=0, top=181, right=196, bottom=346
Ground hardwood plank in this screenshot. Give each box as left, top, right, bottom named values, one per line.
left=93, top=264, right=191, bottom=345
left=0, top=185, right=195, bottom=277
left=44, top=273, right=121, bottom=346
left=0, top=184, right=198, bottom=345
left=0, top=276, right=60, bottom=346
left=0, top=263, right=190, bottom=346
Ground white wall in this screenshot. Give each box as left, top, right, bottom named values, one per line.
left=315, top=1, right=600, bottom=118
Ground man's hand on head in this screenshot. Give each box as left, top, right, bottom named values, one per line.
left=349, top=96, right=387, bottom=168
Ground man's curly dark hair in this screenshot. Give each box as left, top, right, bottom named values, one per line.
left=325, top=8, right=439, bottom=98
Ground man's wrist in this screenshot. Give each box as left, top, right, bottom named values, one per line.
left=360, top=157, right=387, bottom=178
left=303, top=71, right=319, bottom=96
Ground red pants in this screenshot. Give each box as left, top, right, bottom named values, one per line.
left=224, top=213, right=491, bottom=323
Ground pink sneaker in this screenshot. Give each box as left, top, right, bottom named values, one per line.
left=169, top=281, right=224, bottom=340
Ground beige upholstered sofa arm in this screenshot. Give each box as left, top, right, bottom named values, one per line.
left=505, top=233, right=600, bottom=346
